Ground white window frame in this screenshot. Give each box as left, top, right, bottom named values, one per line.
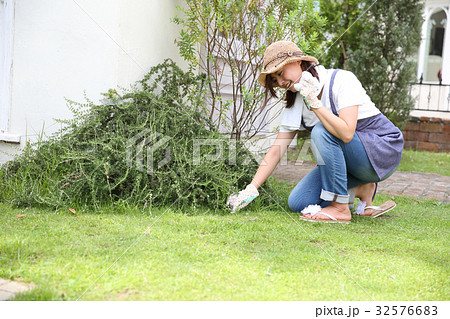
left=0, top=0, right=14, bottom=136
left=417, top=4, right=450, bottom=85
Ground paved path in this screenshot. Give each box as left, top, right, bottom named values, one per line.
left=272, top=161, right=450, bottom=203
left=0, top=278, right=34, bottom=301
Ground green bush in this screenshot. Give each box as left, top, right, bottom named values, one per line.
left=345, top=0, right=423, bottom=127
left=0, top=60, right=281, bottom=211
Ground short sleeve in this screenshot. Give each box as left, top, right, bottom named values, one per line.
left=333, top=71, right=366, bottom=111
left=279, top=125, right=301, bottom=133
left=279, top=94, right=304, bottom=132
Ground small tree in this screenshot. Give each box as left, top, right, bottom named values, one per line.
left=173, top=0, right=325, bottom=139
left=318, top=0, right=364, bottom=69
left=345, top=0, right=423, bottom=126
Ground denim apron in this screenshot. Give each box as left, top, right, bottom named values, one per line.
left=327, top=69, right=404, bottom=180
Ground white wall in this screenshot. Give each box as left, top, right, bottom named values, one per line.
left=0, top=0, right=187, bottom=163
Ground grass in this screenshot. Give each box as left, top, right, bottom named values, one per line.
left=397, top=150, right=450, bottom=176
left=1, top=148, right=448, bottom=301
left=1, top=194, right=449, bottom=301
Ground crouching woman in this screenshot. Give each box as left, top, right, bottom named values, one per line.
left=227, top=41, right=403, bottom=223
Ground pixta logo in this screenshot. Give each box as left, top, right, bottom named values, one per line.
left=126, top=129, right=171, bottom=175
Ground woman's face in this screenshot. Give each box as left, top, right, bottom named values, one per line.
left=272, top=61, right=302, bottom=92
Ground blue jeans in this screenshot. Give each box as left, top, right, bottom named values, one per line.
left=288, top=124, right=396, bottom=212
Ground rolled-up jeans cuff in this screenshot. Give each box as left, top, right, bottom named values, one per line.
left=320, top=189, right=350, bottom=204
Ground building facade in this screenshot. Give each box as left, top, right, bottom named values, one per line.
left=1, top=0, right=449, bottom=164
left=417, top=0, right=449, bottom=85
left=411, top=0, right=450, bottom=115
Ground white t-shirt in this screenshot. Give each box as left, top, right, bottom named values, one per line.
left=279, top=67, right=380, bottom=132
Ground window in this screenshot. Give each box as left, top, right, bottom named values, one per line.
left=428, top=10, right=446, bottom=56
left=423, top=9, right=447, bottom=82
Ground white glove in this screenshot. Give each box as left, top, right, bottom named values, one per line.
left=227, top=184, right=259, bottom=213
left=293, top=71, right=322, bottom=110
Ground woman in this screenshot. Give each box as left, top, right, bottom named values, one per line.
left=227, top=41, right=403, bottom=223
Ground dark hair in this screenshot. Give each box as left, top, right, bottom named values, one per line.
left=261, top=60, right=320, bottom=109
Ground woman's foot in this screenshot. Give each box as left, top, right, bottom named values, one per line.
left=354, top=182, right=377, bottom=216
left=303, top=201, right=351, bottom=222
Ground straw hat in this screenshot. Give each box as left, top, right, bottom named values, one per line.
left=258, top=41, right=319, bottom=87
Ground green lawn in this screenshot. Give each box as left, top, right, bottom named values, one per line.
left=397, top=150, right=450, bottom=176
left=1, top=194, right=448, bottom=301
left=1, top=148, right=449, bottom=301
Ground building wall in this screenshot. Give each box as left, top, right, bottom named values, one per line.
left=0, top=0, right=187, bottom=163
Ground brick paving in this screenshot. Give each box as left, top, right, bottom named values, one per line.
left=272, top=161, right=450, bottom=203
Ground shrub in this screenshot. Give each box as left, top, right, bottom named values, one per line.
left=173, top=0, right=325, bottom=139
left=337, top=0, right=422, bottom=127
left=318, top=0, right=423, bottom=127
left=0, top=60, right=280, bottom=212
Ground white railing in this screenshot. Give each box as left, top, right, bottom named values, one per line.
left=410, top=83, right=450, bottom=112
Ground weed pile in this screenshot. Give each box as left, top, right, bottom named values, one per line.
left=0, top=60, right=283, bottom=211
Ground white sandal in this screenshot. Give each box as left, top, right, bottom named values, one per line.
left=354, top=200, right=396, bottom=218
left=300, top=205, right=351, bottom=224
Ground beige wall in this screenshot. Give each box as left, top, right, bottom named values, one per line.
left=0, top=0, right=187, bottom=163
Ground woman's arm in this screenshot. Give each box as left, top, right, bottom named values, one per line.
left=296, top=73, right=359, bottom=143
left=250, top=131, right=297, bottom=188
left=312, top=105, right=359, bottom=143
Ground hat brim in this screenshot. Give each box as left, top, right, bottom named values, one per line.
left=258, top=55, right=319, bottom=88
